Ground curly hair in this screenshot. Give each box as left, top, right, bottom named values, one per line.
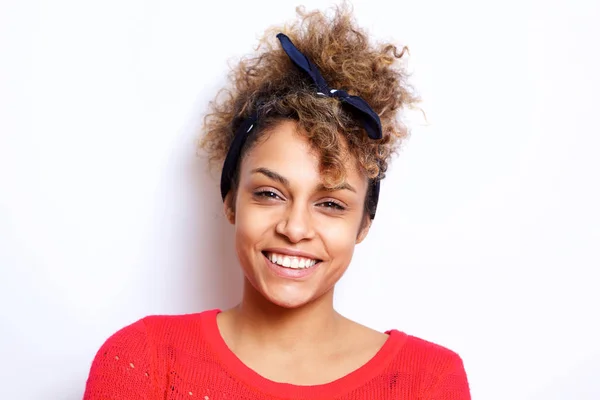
left=199, top=3, right=418, bottom=213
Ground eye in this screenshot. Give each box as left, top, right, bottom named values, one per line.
left=318, top=200, right=346, bottom=211
left=254, top=190, right=283, bottom=201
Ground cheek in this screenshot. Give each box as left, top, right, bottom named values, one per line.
left=234, top=204, right=276, bottom=260
left=236, top=209, right=263, bottom=242
left=319, top=219, right=359, bottom=264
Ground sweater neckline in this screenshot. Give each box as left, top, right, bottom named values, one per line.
left=200, top=309, right=407, bottom=399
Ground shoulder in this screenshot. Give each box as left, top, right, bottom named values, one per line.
left=389, top=332, right=470, bottom=398
left=402, top=333, right=463, bottom=364
left=84, top=309, right=219, bottom=398
left=103, top=309, right=216, bottom=342
left=91, top=309, right=219, bottom=363
left=140, top=309, right=216, bottom=337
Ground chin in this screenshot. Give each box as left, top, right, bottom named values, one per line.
left=240, top=253, right=337, bottom=309
left=263, top=287, right=314, bottom=309
left=268, top=296, right=313, bottom=309
left=257, top=282, right=322, bottom=309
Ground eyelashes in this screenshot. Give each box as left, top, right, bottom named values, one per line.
left=254, top=190, right=282, bottom=200
left=318, top=200, right=345, bottom=211
left=253, top=190, right=347, bottom=211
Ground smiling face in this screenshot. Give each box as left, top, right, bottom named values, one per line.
left=225, top=120, right=371, bottom=308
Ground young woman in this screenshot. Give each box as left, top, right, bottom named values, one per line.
left=83, top=5, right=470, bottom=399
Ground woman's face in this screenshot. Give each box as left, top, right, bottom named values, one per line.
left=227, top=120, right=371, bottom=308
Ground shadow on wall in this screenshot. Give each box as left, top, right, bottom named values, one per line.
left=186, top=147, right=243, bottom=312
left=73, top=101, right=243, bottom=400
left=172, top=98, right=244, bottom=314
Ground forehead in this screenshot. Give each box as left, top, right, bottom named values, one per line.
left=240, top=120, right=367, bottom=189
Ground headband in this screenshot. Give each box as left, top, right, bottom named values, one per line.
left=220, top=33, right=382, bottom=219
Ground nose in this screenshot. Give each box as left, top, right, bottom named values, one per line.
left=275, top=202, right=315, bottom=243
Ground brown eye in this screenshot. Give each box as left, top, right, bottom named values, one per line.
left=254, top=190, right=282, bottom=200
left=318, top=201, right=346, bottom=211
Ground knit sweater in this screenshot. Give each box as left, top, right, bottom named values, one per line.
left=83, top=309, right=470, bottom=399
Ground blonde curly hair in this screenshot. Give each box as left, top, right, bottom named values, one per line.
left=199, top=3, right=418, bottom=217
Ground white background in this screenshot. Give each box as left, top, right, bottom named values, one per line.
left=1, top=0, right=599, bottom=398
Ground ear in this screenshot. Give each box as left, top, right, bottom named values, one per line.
left=355, top=218, right=372, bottom=244
left=223, top=193, right=236, bottom=225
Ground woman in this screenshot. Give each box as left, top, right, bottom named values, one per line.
left=83, top=5, right=470, bottom=399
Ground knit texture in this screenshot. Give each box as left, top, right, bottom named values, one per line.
left=83, top=309, right=470, bottom=399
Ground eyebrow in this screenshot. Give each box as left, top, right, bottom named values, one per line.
left=251, top=167, right=356, bottom=193
left=252, top=168, right=290, bottom=188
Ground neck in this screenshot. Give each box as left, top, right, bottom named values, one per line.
left=226, top=279, right=343, bottom=352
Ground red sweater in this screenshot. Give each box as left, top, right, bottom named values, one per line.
left=83, top=309, right=470, bottom=399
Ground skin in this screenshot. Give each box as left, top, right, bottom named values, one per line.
left=218, top=120, right=388, bottom=385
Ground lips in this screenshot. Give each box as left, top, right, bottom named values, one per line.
left=261, top=251, right=322, bottom=279
left=263, top=251, right=319, bottom=269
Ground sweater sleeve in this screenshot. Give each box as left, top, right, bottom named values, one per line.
left=426, top=353, right=471, bottom=400
left=83, top=319, right=155, bottom=400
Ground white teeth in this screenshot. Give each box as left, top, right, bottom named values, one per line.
left=266, top=252, right=318, bottom=269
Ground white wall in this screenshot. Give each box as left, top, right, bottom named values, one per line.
left=1, top=0, right=598, bottom=398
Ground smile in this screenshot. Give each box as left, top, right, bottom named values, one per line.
left=263, top=251, right=320, bottom=269
left=261, top=250, right=323, bottom=280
